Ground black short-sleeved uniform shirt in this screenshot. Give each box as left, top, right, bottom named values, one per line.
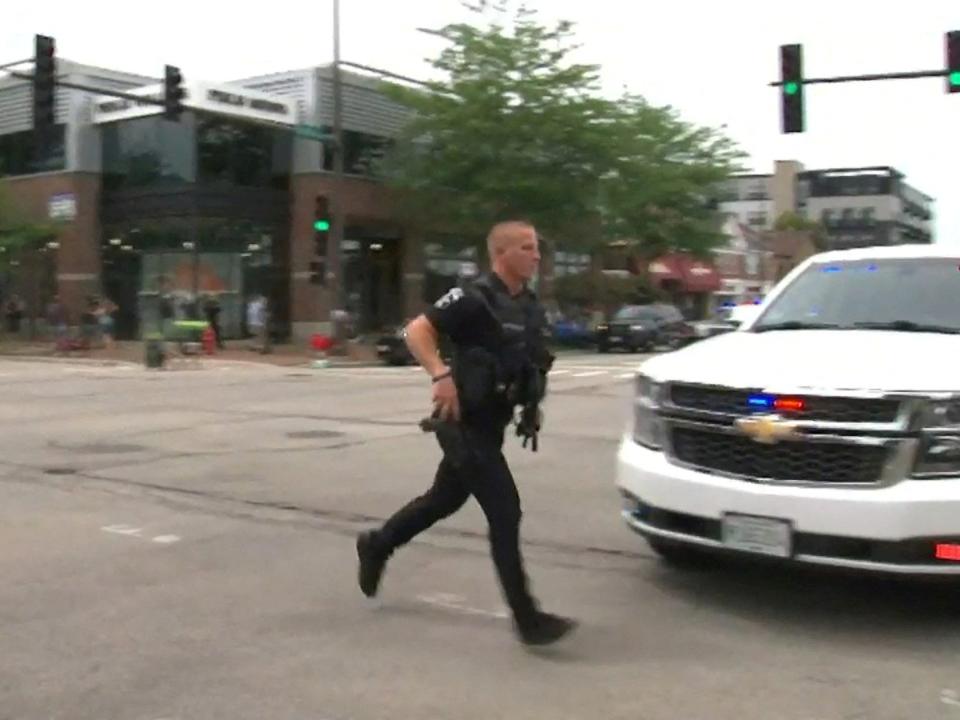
left=424, top=273, right=544, bottom=365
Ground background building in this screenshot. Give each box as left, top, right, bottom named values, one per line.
left=714, top=161, right=935, bottom=248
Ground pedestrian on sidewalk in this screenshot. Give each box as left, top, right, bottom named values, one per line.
left=355, top=220, right=577, bottom=646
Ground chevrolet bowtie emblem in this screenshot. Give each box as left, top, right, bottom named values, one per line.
left=735, top=414, right=802, bottom=444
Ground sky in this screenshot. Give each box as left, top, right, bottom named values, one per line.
left=3, top=0, right=958, bottom=243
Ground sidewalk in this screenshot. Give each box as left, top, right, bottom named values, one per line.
left=0, top=337, right=383, bottom=368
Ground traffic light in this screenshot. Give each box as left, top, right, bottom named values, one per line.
left=311, top=195, right=331, bottom=285
left=163, top=65, right=185, bottom=120
left=947, top=31, right=960, bottom=94
left=779, top=44, right=804, bottom=133
left=33, top=34, right=56, bottom=135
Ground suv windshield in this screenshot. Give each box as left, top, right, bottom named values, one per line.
left=753, top=258, right=960, bottom=334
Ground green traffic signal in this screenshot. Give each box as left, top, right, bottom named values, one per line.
left=314, top=220, right=330, bottom=232
left=784, top=81, right=799, bottom=95
left=951, top=71, right=960, bottom=87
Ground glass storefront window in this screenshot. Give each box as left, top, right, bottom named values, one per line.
left=101, top=115, right=196, bottom=191
left=197, top=117, right=291, bottom=189
left=320, top=127, right=392, bottom=176
left=423, top=240, right=478, bottom=303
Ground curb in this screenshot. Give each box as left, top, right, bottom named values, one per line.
left=0, top=351, right=392, bottom=371
left=0, top=354, right=141, bottom=368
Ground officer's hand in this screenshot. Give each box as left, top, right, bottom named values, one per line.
left=432, top=374, right=460, bottom=422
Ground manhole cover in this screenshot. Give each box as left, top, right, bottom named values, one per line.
left=286, top=430, right=344, bottom=440
left=53, top=442, right=148, bottom=455
left=44, top=467, right=77, bottom=475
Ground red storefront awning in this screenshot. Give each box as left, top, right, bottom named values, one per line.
left=647, top=253, right=721, bottom=294
left=680, top=257, right=721, bottom=293
left=646, top=255, right=684, bottom=282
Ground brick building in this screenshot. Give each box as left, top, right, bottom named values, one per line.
left=0, top=60, right=476, bottom=341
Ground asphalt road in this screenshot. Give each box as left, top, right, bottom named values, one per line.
left=1, top=353, right=959, bottom=720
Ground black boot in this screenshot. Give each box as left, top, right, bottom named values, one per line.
left=356, top=530, right=391, bottom=598
left=514, top=611, right=579, bottom=646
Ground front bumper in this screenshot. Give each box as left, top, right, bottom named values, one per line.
left=616, top=435, right=960, bottom=575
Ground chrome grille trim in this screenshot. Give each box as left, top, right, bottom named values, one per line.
left=662, top=416, right=916, bottom=489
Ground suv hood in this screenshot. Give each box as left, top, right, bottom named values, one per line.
left=641, top=329, right=960, bottom=394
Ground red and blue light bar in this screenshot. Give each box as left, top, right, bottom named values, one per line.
left=747, top=394, right=806, bottom=412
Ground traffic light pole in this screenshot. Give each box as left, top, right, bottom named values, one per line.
left=331, top=0, right=347, bottom=329
left=770, top=68, right=953, bottom=88
left=6, top=71, right=169, bottom=104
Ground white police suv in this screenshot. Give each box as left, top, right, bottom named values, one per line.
left=617, top=245, right=960, bottom=575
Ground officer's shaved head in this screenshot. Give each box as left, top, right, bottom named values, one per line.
left=487, top=221, right=536, bottom=258
left=487, top=220, right=540, bottom=289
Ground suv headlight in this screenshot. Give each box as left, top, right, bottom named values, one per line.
left=633, top=374, right=667, bottom=449
left=914, top=399, right=960, bottom=477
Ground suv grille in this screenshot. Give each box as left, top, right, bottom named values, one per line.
left=669, top=384, right=900, bottom=424
left=670, top=426, right=890, bottom=485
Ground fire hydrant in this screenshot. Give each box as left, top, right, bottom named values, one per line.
left=202, top=326, right=217, bottom=355
left=310, top=333, right=332, bottom=368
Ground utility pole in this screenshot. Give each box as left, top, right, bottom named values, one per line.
left=331, top=0, right=346, bottom=323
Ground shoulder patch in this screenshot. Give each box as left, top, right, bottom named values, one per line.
left=434, top=287, right=464, bottom=309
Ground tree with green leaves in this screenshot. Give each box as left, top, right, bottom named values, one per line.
left=773, top=210, right=828, bottom=251
left=378, top=1, right=744, bottom=260
left=0, top=184, right=59, bottom=338
left=0, top=185, right=57, bottom=271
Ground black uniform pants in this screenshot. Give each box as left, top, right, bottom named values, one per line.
left=376, top=419, right=539, bottom=624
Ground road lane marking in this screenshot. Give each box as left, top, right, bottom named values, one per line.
left=572, top=371, right=605, bottom=378
left=101, top=524, right=143, bottom=536
left=417, top=593, right=509, bottom=620
left=102, top=525, right=181, bottom=545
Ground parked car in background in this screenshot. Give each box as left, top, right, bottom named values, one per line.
left=376, top=325, right=414, bottom=365
left=551, top=318, right=595, bottom=348
left=690, top=304, right=762, bottom=342
left=596, top=304, right=693, bottom=353
left=376, top=322, right=454, bottom=366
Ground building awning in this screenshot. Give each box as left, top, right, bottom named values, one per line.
left=647, top=253, right=721, bottom=293
left=646, top=255, right=684, bottom=282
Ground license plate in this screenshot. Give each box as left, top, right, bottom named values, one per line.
left=721, top=514, right=792, bottom=558
left=608, top=337, right=622, bottom=344
left=376, top=344, right=389, bottom=352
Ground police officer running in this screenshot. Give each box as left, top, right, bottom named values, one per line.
left=355, top=220, right=577, bottom=646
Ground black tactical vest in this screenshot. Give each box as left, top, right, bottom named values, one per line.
left=453, top=274, right=552, bottom=414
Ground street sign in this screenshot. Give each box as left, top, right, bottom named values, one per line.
left=48, top=193, right=77, bottom=221
left=294, top=123, right=334, bottom=142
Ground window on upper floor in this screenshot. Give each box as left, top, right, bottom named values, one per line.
left=321, top=128, right=393, bottom=177
left=0, top=125, right=66, bottom=177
